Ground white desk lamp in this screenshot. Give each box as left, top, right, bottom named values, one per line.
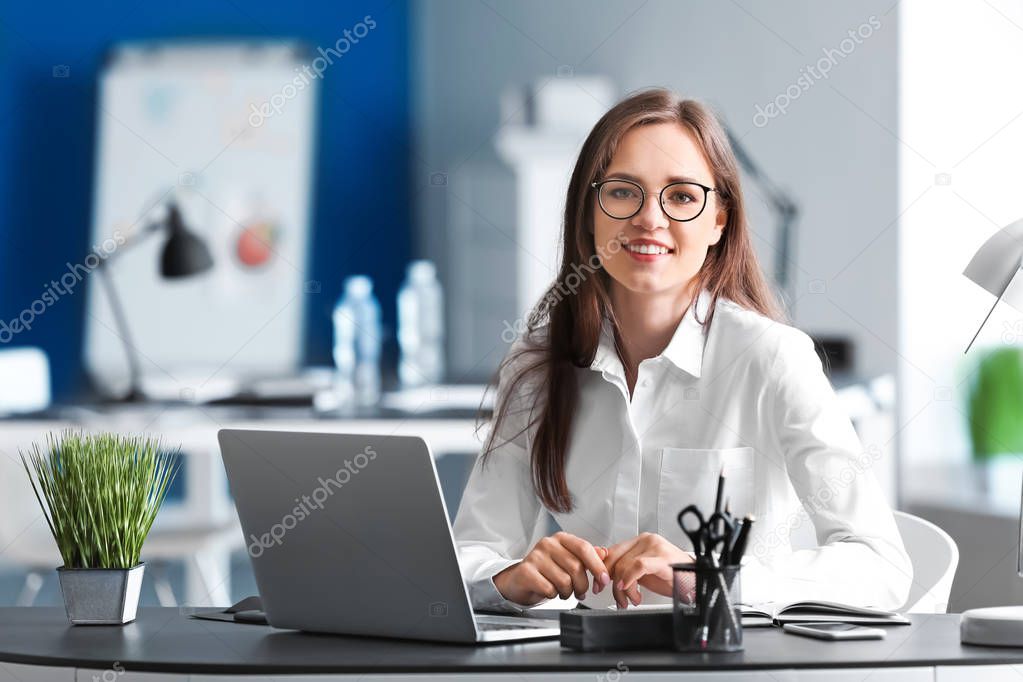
left=961, top=217, right=1023, bottom=644
left=963, top=217, right=1023, bottom=353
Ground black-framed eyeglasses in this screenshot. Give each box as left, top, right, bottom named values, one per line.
left=590, top=178, right=719, bottom=222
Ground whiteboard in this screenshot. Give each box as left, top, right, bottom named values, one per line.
left=83, top=41, right=317, bottom=398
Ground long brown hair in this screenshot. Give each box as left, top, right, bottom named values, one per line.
left=481, top=88, right=783, bottom=513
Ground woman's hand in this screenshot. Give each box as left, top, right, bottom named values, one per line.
left=604, top=532, right=694, bottom=608
left=493, top=531, right=612, bottom=606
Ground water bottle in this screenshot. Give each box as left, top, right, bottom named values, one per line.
left=332, top=275, right=382, bottom=407
left=397, top=260, right=445, bottom=388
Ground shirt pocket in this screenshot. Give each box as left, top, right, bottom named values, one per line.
left=656, top=446, right=756, bottom=553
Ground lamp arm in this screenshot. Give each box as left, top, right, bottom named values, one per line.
left=101, top=219, right=163, bottom=267
left=100, top=185, right=180, bottom=268
left=724, top=126, right=800, bottom=306
left=725, top=128, right=797, bottom=214
left=1018, top=470, right=1023, bottom=578
left=92, top=223, right=161, bottom=402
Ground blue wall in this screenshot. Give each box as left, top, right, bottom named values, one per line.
left=0, top=0, right=411, bottom=400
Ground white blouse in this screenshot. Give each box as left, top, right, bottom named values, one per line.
left=451, top=289, right=912, bottom=612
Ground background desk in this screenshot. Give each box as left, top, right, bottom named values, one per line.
left=0, top=405, right=484, bottom=607
left=1, top=608, right=1023, bottom=681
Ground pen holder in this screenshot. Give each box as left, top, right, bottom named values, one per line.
left=671, top=562, right=743, bottom=652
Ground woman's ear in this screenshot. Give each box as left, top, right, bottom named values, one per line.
left=708, top=208, right=727, bottom=245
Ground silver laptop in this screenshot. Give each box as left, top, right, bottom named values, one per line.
left=218, top=428, right=560, bottom=643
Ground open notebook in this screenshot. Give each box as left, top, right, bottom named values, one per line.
left=739, top=600, right=910, bottom=627
left=611, top=601, right=909, bottom=628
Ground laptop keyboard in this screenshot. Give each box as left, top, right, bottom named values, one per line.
left=475, top=614, right=559, bottom=632
left=477, top=621, right=549, bottom=631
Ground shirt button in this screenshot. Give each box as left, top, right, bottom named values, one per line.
left=640, top=378, right=651, bottom=387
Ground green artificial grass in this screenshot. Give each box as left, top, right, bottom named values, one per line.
left=21, top=431, right=180, bottom=569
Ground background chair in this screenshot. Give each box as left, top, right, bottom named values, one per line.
left=894, top=510, right=959, bottom=613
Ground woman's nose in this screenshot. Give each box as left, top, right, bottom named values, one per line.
left=632, top=193, right=670, bottom=231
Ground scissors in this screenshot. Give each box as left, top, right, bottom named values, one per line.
left=677, top=504, right=736, bottom=564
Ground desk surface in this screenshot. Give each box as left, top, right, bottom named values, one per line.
left=0, top=608, right=1022, bottom=675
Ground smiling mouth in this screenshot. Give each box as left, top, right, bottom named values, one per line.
left=623, top=242, right=675, bottom=255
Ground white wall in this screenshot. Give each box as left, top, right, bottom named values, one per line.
left=412, top=0, right=901, bottom=386
left=898, top=0, right=1023, bottom=471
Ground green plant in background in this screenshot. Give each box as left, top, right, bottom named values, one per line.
left=967, top=347, right=1023, bottom=460
left=20, top=431, right=180, bottom=569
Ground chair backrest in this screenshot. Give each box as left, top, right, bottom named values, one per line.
left=893, top=511, right=959, bottom=613
left=0, top=422, right=63, bottom=568
left=0, top=347, right=50, bottom=415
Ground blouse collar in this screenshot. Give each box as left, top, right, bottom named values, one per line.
left=590, top=288, right=712, bottom=379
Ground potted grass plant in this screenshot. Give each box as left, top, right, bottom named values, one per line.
left=21, top=431, right=179, bottom=625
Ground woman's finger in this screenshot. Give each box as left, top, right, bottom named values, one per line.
left=619, top=556, right=670, bottom=594
left=557, top=533, right=611, bottom=588
left=609, top=545, right=646, bottom=608
left=521, top=562, right=558, bottom=601
left=532, top=554, right=576, bottom=600
left=603, top=536, right=640, bottom=576
left=612, top=577, right=629, bottom=609
left=547, top=543, right=590, bottom=600
left=625, top=582, right=642, bottom=606
left=592, top=546, right=610, bottom=594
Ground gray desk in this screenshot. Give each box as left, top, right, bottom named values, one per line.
left=0, top=608, right=1022, bottom=681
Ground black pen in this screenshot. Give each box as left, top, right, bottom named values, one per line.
left=722, top=498, right=734, bottom=562
left=714, top=466, right=725, bottom=515
left=722, top=518, right=741, bottom=565
left=729, top=514, right=755, bottom=565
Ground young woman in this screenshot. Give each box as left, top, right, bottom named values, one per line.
left=452, top=88, right=911, bottom=612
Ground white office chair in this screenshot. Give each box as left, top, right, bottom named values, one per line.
left=893, top=510, right=959, bottom=613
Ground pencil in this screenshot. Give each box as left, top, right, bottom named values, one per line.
left=714, top=466, right=725, bottom=515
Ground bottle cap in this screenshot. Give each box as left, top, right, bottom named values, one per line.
left=407, top=260, right=436, bottom=284
left=344, top=275, right=372, bottom=297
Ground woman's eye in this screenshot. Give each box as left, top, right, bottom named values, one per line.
left=669, top=192, right=695, bottom=204
left=610, top=189, right=636, bottom=199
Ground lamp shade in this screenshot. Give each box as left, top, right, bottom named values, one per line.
left=964, top=217, right=1023, bottom=312
left=160, top=203, right=213, bottom=278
